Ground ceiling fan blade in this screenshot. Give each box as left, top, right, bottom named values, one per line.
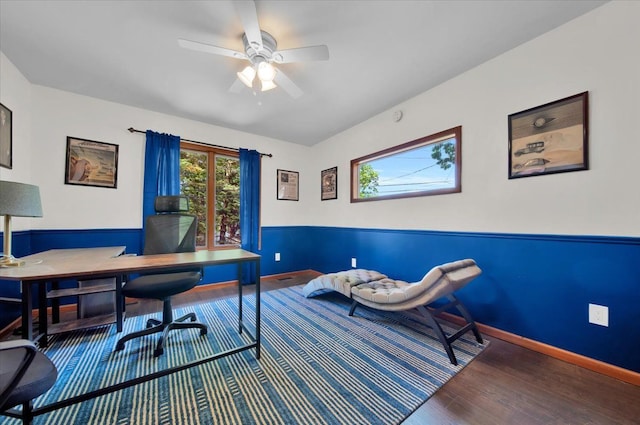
left=235, top=1, right=263, bottom=51
left=273, top=45, right=330, bottom=64
left=229, top=78, right=246, bottom=94
left=178, top=39, right=247, bottom=60
left=274, top=69, right=303, bottom=99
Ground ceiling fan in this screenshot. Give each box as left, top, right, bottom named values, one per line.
left=178, top=0, right=329, bottom=99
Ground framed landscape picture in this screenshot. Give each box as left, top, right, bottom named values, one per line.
left=65, top=136, right=119, bottom=188
left=508, top=91, right=588, bottom=179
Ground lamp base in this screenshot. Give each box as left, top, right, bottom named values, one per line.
left=0, top=255, right=26, bottom=267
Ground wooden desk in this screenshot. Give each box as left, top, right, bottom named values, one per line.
left=0, top=247, right=261, bottom=418
left=0, top=246, right=126, bottom=342
left=0, top=247, right=261, bottom=353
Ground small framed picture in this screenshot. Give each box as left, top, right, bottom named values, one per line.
left=277, top=169, right=299, bottom=201
left=508, top=91, right=588, bottom=179
left=0, top=103, right=12, bottom=169
left=65, top=136, right=119, bottom=188
left=321, top=166, right=337, bottom=200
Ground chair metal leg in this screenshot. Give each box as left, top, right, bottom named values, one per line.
left=349, top=295, right=481, bottom=366
left=21, top=400, right=34, bottom=425
left=175, top=312, right=196, bottom=323
left=416, top=305, right=459, bottom=365
left=154, top=320, right=208, bottom=357
left=115, top=323, right=164, bottom=351
left=447, top=294, right=483, bottom=344
left=348, top=300, right=359, bottom=316
left=116, top=294, right=208, bottom=356
left=146, top=318, right=161, bottom=328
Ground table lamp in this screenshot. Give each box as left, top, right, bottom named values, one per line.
left=0, top=180, right=43, bottom=267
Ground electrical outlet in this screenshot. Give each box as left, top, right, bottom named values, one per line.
left=588, top=303, right=609, bottom=327
left=275, top=252, right=280, bottom=262
left=351, top=258, right=357, bottom=268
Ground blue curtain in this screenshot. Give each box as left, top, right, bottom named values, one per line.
left=142, top=130, right=181, bottom=235
left=239, top=149, right=261, bottom=285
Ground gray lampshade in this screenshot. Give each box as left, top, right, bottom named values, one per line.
left=0, top=180, right=43, bottom=217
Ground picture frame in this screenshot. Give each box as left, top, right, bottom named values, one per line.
left=65, top=136, right=119, bottom=188
left=508, top=91, right=588, bottom=179
left=321, top=166, right=338, bottom=200
left=277, top=169, right=299, bottom=201
left=0, top=103, right=12, bottom=169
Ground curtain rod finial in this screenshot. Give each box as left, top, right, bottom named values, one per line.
left=127, top=127, right=135, bottom=133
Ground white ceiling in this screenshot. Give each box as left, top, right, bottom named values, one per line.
left=0, top=0, right=607, bottom=146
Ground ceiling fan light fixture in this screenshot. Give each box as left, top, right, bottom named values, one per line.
left=261, top=79, right=277, bottom=92
left=257, top=62, right=276, bottom=82
left=237, top=66, right=256, bottom=87
left=179, top=1, right=328, bottom=99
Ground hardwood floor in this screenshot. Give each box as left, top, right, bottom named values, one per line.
left=13, top=271, right=640, bottom=424
left=404, top=337, right=640, bottom=424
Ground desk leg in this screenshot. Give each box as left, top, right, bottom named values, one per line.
left=38, top=281, right=48, bottom=348
left=21, top=281, right=33, bottom=341
left=237, top=263, right=243, bottom=335
left=255, top=259, right=261, bottom=360
left=115, top=275, right=123, bottom=333
left=51, top=281, right=60, bottom=323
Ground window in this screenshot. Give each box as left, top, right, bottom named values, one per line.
left=351, top=126, right=461, bottom=202
left=180, top=143, right=240, bottom=249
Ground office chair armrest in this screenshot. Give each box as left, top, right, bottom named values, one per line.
left=0, top=339, right=37, bottom=352
left=0, top=340, right=38, bottom=408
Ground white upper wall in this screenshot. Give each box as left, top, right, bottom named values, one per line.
left=306, top=1, right=640, bottom=237
left=2, top=1, right=638, bottom=237
left=0, top=53, right=33, bottom=231
left=1, top=52, right=311, bottom=229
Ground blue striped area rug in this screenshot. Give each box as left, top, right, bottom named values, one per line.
left=2, top=285, right=487, bottom=425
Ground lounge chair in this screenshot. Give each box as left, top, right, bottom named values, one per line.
left=303, top=259, right=483, bottom=365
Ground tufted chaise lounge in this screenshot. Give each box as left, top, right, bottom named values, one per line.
left=303, top=259, right=483, bottom=365
left=302, top=269, right=387, bottom=298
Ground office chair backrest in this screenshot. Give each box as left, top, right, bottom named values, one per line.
left=143, top=196, right=197, bottom=255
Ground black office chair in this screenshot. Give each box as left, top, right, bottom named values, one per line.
left=115, top=195, right=207, bottom=357
left=0, top=340, right=58, bottom=424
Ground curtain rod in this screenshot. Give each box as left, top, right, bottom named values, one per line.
left=127, top=127, right=273, bottom=158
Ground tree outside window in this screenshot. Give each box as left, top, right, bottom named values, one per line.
left=180, top=144, right=240, bottom=248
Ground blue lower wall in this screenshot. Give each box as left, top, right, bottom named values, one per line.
left=2, top=226, right=639, bottom=372
left=255, top=226, right=640, bottom=373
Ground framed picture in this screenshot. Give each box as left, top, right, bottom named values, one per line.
left=321, top=166, right=337, bottom=200
left=277, top=169, right=299, bottom=201
left=65, top=136, right=119, bottom=188
left=0, top=103, right=12, bottom=169
left=508, top=91, right=588, bottom=179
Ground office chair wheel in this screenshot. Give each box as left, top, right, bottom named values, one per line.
left=175, top=312, right=196, bottom=323
left=154, top=346, right=163, bottom=357
left=115, top=341, right=125, bottom=351
left=146, top=318, right=161, bottom=328
left=200, top=327, right=207, bottom=336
